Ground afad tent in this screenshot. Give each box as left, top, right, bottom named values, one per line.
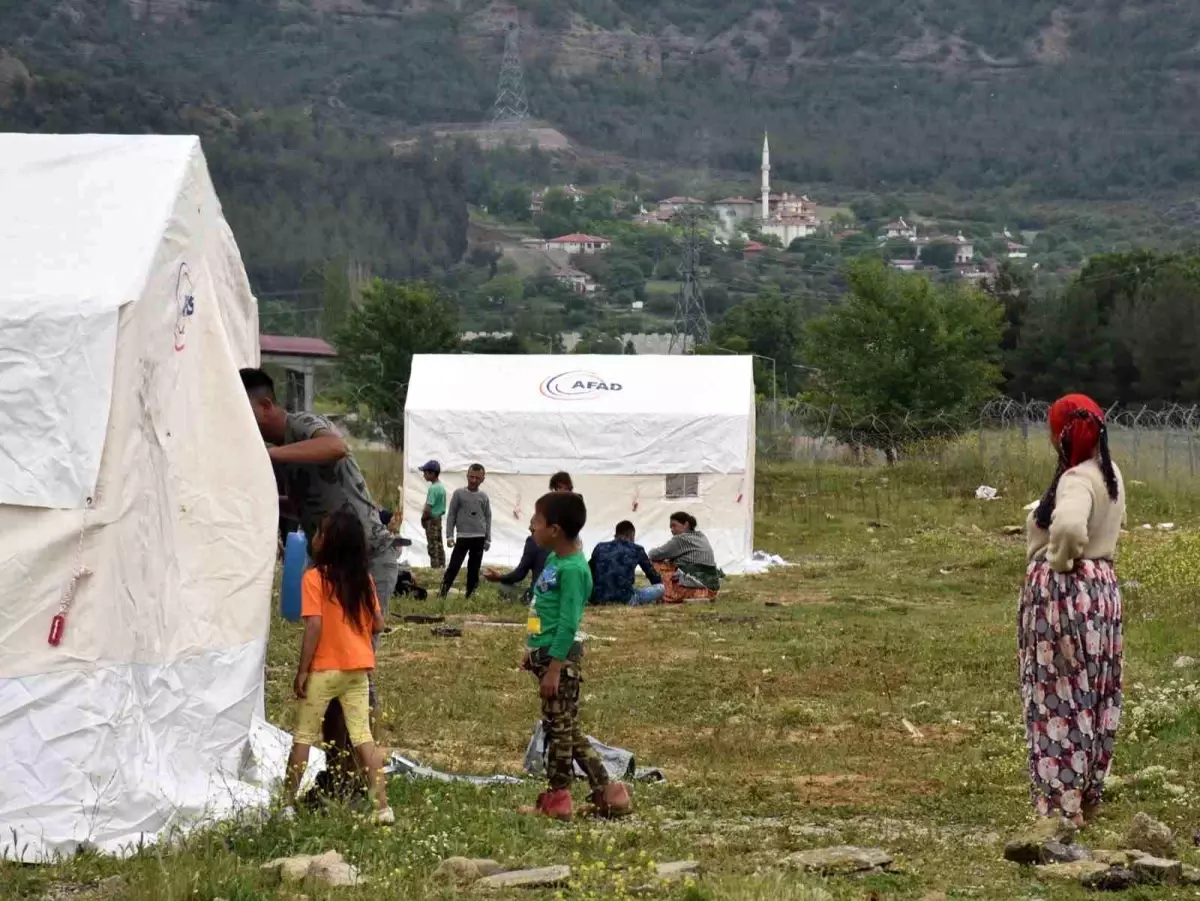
left=0, top=135, right=277, bottom=859
left=402, top=354, right=756, bottom=572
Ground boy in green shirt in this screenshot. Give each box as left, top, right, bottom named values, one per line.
left=419, top=460, right=447, bottom=569
left=519, top=491, right=633, bottom=821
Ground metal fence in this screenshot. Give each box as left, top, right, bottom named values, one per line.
left=756, top=398, right=1200, bottom=483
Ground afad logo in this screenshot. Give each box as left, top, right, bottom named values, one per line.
left=539, top=370, right=624, bottom=400
left=173, top=262, right=196, bottom=353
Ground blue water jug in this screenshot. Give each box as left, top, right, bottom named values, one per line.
left=280, top=528, right=308, bottom=622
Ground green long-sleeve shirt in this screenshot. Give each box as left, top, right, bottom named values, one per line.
left=526, top=551, right=591, bottom=661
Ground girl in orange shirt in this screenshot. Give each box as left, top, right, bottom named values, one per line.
left=284, top=510, right=393, bottom=824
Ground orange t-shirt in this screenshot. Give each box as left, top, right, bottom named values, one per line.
left=301, top=568, right=380, bottom=672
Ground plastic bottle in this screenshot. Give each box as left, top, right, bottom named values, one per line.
left=280, top=528, right=308, bottom=622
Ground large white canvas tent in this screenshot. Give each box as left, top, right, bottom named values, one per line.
left=0, top=135, right=278, bottom=859
left=402, top=354, right=756, bottom=572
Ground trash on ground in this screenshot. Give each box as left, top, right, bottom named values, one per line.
left=431, top=625, right=463, bottom=638
left=385, top=752, right=523, bottom=786
left=975, top=485, right=999, bottom=501
left=742, top=551, right=789, bottom=575
left=523, top=722, right=664, bottom=783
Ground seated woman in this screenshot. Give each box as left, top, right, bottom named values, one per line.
left=648, top=512, right=722, bottom=603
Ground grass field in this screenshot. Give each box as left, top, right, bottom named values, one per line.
left=6, top=444, right=1200, bottom=900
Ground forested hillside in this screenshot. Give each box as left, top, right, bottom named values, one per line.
left=5, top=0, right=1200, bottom=198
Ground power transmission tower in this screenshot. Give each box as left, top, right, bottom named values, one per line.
left=490, top=8, right=530, bottom=126
left=670, top=210, right=711, bottom=354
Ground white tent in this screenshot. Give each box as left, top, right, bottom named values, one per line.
left=0, top=135, right=277, bottom=859
left=402, top=354, right=756, bottom=572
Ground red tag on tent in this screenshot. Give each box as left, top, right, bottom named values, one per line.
left=48, top=614, right=65, bottom=647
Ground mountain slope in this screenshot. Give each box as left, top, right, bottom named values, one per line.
left=4, top=0, right=1199, bottom=199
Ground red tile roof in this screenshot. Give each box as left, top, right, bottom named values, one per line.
left=546, top=233, right=612, bottom=244
left=260, top=335, right=337, bottom=357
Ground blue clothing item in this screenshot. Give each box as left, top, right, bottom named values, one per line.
left=629, top=584, right=666, bottom=606
left=589, top=538, right=661, bottom=604
left=500, top=535, right=550, bottom=587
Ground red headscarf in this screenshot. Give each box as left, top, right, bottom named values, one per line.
left=1048, top=394, right=1105, bottom=468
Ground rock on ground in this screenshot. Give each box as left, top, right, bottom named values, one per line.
left=1082, top=866, right=1139, bottom=891
left=473, top=865, right=571, bottom=890
left=653, top=860, right=700, bottom=882
left=783, top=846, right=893, bottom=875
left=1003, top=817, right=1079, bottom=864
left=1036, top=860, right=1110, bottom=882
left=1131, top=855, right=1184, bottom=885
left=261, top=851, right=364, bottom=888
left=433, top=858, right=507, bottom=885
left=1126, top=812, right=1176, bottom=857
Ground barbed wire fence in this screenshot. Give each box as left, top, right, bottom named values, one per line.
left=756, top=398, right=1200, bottom=484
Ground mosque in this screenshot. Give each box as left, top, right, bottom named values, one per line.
left=713, top=134, right=821, bottom=245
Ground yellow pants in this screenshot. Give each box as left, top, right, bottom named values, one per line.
left=294, top=669, right=373, bottom=747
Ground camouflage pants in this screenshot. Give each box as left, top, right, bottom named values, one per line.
left=424, top=516, right=445, bottom=569
left=530, top=647, right=609, bottom=792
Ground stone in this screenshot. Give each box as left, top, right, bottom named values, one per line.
left=1041, top=841, right=1091, bottom=864
left=1082, top=866, right=1139, bottom=891
left=306, top=850, right=363, bottom=888
left=262, top=855, right=315, bottom=886
left=261, top=851, right=363, bottom=889
left=1126, top=812, right=1176, bottom=857
left=1174, top=656, right=1197, bottom=669
left=1004, top=817, right=1079, bottom=864
left=1131, top=855, right=1183, bottom=885
left=1091, top=849, right=1140, bottom=866
left=654, top=860, right=700, bottom=882
left=473, top=866, right=572, bottom=890
left=433, top=858, right=506, bottom=885
left=1182, top=864, right=1200, bottom=885
left=782, top=845, right=893, bottom=875
left=1035, top=860, right=1110, bottom=883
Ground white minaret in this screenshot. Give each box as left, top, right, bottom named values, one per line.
left=761, top=132, right=771, bottom=221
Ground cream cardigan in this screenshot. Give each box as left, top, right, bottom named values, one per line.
left=1026, top=459, right=1126, bottom=573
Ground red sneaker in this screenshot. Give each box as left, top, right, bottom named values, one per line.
left=517, top=789, right=573, bottom=822
left=588, top=783, right=633, bottom=818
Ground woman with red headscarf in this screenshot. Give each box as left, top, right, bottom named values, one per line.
left=1020, top=394, right=1125, bottom=826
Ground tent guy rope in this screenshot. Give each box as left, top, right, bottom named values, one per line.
left=47, top=509, right=91, bottom=647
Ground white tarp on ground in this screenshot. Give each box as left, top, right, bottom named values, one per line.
left=402, top=354, right=756, bottom=572
left=0, top=134, right=277, bottom=860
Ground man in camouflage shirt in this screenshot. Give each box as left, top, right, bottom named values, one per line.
left=240, top=369, right=399, bottom=610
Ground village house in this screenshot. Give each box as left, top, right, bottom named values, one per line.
left=551, top=266, right=598, bottom=294
left=883, top=218, right=918, bottom=241
left=954, top=232, right=975, bottom=266
left=657, top=196, right=705, bottom=216
left=543, top=233, right=612, bottom=255
left=714, top=196, right=756, bottom=238
left=742, top=239, right=768, bottom=260
left=529, top=184, right=587, bottom=215
left=1006, top=240, right=1029, bottom=259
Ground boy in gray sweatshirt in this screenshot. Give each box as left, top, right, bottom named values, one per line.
left=440, top=463, right=492, bottom=598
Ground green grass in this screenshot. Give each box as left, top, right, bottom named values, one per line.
left=7, top=451, right=1200, bottom=900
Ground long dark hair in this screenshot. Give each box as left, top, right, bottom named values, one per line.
left=312, top=510, right=376, bottom=635
left=670, top=511, right=698, bottom=531
left=1033, top=411, right=1119, bottom=530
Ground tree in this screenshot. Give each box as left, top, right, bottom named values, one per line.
left=573, top=328, right=624, bottom=354
left=803, top=260, right=1004, bottom=456
left=919, top=241, right=957, bottom=271
left=334, top=280, right=459, bottom=449
left=707, top=287, right=807, bottom=396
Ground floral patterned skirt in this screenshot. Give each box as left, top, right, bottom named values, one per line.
left=1018, top=558, right=1123, bottom=824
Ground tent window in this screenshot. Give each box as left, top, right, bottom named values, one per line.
left=665, top=473, right=700, bottom=499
